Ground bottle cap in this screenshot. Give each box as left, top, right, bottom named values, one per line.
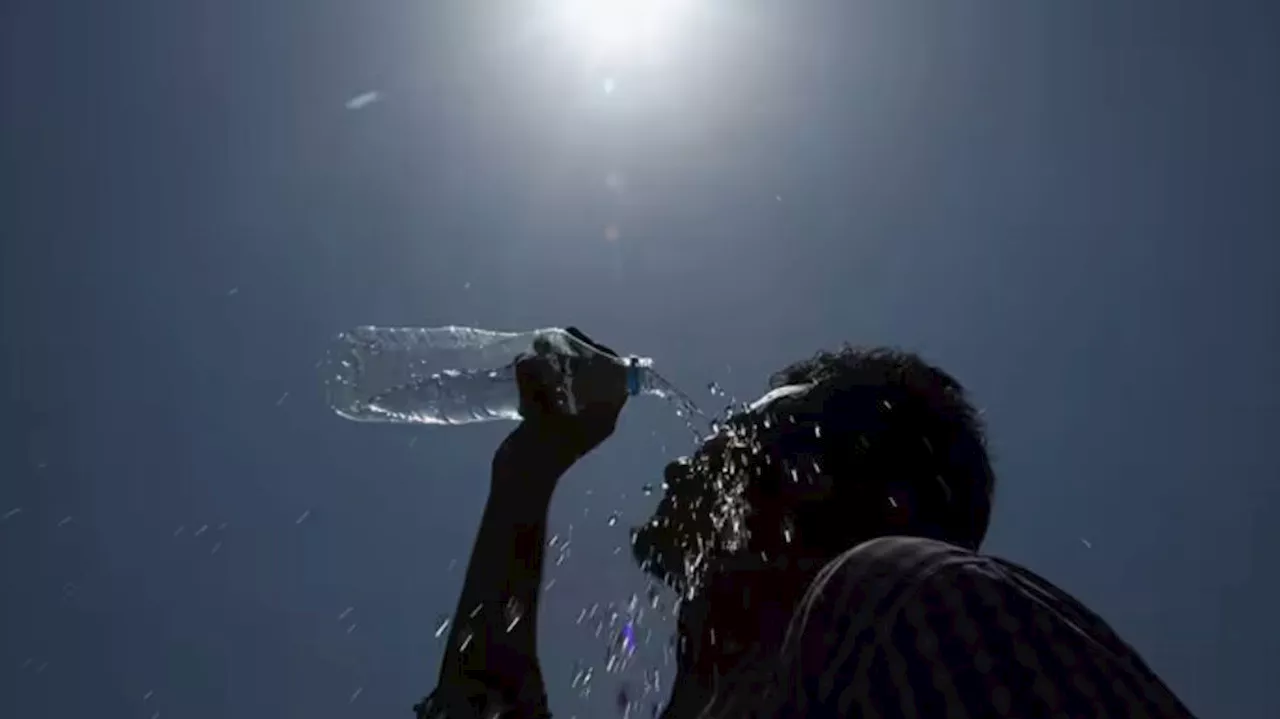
left=625, top=356, right=651, bottom=396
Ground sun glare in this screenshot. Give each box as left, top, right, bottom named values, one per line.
left=551, top=0, right=692, bottom=64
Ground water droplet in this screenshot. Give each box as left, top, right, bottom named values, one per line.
left=641, top=484, right=654, bottom=496
left=504, top=598, right=524, bottom=632
left=936, top=475, right=953, bottom=503
left=607, top=512, right=620, bottom=527
left=434, top=616, right=451, bottom=638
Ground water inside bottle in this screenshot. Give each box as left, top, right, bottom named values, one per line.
left=324, top=330, right=524, bottom=425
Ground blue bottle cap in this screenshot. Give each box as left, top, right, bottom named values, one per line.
left=626, top=357, right=642, bottom=396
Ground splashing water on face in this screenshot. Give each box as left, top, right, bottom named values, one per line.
left=583, top=373, right=795, bottom=713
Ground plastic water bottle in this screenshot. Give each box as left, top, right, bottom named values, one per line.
left=323, top=325, right=662, bottom=426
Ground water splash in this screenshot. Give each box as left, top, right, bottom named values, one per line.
left=504, top=598, right=524, bottom=632
left=621, top=621, right=636, bottom=654
left=640, top=370, right=710, bottom=442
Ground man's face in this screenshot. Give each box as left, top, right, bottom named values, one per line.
left=630, top=384, right=838, bottom=594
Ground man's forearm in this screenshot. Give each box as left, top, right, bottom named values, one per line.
left=436, top=424, right=575, bottom=716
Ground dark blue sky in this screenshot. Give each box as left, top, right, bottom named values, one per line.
left=3, top=1, right=1278, bottom=717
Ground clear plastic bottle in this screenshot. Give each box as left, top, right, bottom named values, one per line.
left=323, top=325, right=664, bottom=426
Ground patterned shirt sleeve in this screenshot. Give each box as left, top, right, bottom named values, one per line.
left=773, top=536, right=1197, bottom=719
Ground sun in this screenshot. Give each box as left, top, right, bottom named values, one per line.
left=549, top=0, right=693, bottom=65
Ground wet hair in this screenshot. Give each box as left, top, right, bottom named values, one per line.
left=769, top=346, right=995, bottom=552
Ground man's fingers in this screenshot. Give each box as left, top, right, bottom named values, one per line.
left=565, top=326, right=620, bottom=358
left=515, top=355, right=560, bottom=417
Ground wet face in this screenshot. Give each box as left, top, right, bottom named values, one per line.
left=630, top=384, right=840, bottom=596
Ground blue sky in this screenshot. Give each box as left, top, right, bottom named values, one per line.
left=2, top=1, right=1278, bottom=717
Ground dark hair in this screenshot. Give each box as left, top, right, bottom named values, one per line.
left=769, top=346, right=995, bottom=551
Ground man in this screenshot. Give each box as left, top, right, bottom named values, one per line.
left=417, top=329, right=1195, bottom=718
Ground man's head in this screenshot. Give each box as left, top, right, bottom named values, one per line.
left=631, top=346, right=995, bottom=595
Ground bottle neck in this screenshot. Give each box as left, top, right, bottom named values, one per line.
left=625, top=357, right=643, bottom=396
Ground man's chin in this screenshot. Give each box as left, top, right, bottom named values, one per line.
left=629, top=523, right=692, bottom=593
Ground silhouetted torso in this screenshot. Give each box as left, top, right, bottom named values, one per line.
left=663, top=536, right=1195, bottom=719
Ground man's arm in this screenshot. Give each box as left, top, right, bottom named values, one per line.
left=416, top=327, right=629, bottom=719
left=422, top=424, right=580, bottom=719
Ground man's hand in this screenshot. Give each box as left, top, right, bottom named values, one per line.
left=495, top=327, right=629, bottom=498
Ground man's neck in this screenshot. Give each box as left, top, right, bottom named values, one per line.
left=659, top=559, right=824, bottom=718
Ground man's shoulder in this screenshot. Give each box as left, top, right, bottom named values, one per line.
left=804, top=535, right=1096, bottom=619
left=786, top=536, right=982, bottom=653
left=783, top=535, right=1196, bottom=718
left=824, top=534, right=979, bottom=575
left=799, top=535, right=1159, bottom=685
left=808, top=536, right=1143, bottom=658
left=798, top=535, right=981, bottom=613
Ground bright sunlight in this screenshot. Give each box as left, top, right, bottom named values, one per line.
left=547, top=0, right=694, bottom=65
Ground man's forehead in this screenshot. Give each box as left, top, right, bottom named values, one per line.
left=705, top=384, right=816, bottom=441
left=746, top=383, right=813, bottom=414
